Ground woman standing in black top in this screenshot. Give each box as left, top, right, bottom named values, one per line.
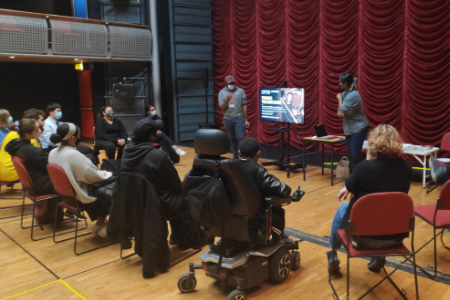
left=326, top=124, right=412, bottom=274
left=94, top=106, right=128, bottom=160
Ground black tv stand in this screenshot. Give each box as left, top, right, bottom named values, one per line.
left=262, top=123, right=305, bottom=178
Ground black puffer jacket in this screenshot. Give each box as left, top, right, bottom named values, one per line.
left=236, top=159, right=291, bottom=208
left=121, top=142, right=187, bottom=218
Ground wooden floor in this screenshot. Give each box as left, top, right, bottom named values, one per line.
left=1, top=146, right=450, bottom=300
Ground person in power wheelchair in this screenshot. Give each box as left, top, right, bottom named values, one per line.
left=178, top=129, right=305, bottom=300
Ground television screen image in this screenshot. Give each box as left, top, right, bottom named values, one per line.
left=259, top=87, right=305, bottom=124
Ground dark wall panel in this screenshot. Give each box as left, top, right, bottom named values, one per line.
left=0, top=0, right=72, bottom=16
left=0, top=63, right=81, bottom=126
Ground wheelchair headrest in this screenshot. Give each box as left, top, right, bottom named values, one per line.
left=195, top=129, right=230, bottom=156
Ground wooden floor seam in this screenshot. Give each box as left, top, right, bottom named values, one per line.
left=0, top=227, right=60, bottom=279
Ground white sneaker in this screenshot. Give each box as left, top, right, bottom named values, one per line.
left=172, top=146, right=186, bottom=156
left=91, top=224, right=106, bottom=236
left=98, top=225, right=107, bottom=238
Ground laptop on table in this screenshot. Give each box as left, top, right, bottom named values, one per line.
left=314, top=125, right=334, bottom=139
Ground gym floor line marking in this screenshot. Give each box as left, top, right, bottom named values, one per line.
left=0, top=228, right=59, bottom=279
left=60, top=279, right=88, bottom=300
left=0, top=280, right=87, bottom=300
left=0, top=280, right=59, bottom=300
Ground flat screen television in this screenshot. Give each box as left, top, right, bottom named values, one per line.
left=259, top=87, right=305, bottom=124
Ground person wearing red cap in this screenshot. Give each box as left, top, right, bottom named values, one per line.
left=218, top=75, right=250, bottom=158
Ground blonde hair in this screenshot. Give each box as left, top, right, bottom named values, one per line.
left=0, top=109, right=9, bottom=124
left=367, top=124, right=403, bottom=159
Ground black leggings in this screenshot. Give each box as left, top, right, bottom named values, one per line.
left=65, top=196, right=110, bottom=222
left=95, top=140, right=125, bottom=160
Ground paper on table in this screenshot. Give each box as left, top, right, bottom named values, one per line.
left=437, top=158, right=450, bottom=163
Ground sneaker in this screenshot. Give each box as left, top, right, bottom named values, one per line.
left=172, top=146, right=186, bottom=156
left=92, top=223, right=106, bottom=236
left=97, top=225, right=107, bottom=238
left=367, top=257, right=386, bottom=273
left=326, top=250, right=340, bottom=275
left=65, top=211, right=85, bottom=222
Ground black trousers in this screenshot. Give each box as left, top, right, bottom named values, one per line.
left=65, top=196, right=110, bottom=222
left=94, top=140, right=126, bottom=160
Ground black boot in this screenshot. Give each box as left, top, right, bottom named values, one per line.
left=430, top=157, right=450, bottom=185
left=367, top=257, right=386, bottom=273
left=327, top=250, right=340, bottom=275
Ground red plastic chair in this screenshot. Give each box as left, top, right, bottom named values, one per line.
left=11, top=157, right=58, bottom=241
left=329, top=192, right=419, bottom=300
left=47, top=163, right=116, bottom=255
left=414, top=180, right=450, bottom=277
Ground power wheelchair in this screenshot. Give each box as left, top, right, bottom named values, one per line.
left=177, top=129, right=305, bottom=300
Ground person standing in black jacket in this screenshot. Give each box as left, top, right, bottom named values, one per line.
left=121, top=120, right=188, bottom=244
left=237, top=137, right=292, bottom=240
left=6, top=119, right=60, bottom=224
left=94, top=106, right=128, bottom=160
left=327, top=124, right=412, bottom=275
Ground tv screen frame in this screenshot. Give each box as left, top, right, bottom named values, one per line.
left=259, top=87, right=305, bottom=124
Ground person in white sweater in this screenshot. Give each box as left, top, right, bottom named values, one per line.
left=49, top=123, right=112, bottom=238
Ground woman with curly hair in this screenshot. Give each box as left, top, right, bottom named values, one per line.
left=326, top=124, right=412, bottom=275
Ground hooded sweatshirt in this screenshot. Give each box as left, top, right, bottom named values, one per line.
left=121, top=142, right=185, bottom=219
left=5, top=139, right=54, bottom=195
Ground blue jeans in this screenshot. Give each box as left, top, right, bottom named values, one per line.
left=329, top=202, right=349, bottom=249
left=345, top=126, right=369, bottom=172
left=223, top=117, right=246, bottom=158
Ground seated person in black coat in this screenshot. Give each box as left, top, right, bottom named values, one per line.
left=94, top=106, right=128, bottom=160
left=143, top=105, right=186, bottom=156
left=327, top=124, right=412, bottom=275
left=121, top=120, right=188, bottom=244
left=237, top=137, right=292, bottom=240
left=5, top=119, right=60, bottom=224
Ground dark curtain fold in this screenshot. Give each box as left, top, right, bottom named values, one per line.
left=212, top=0, right=450, bottom=156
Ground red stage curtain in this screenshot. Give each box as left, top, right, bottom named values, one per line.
left=211, top=0, right=450, bottom=156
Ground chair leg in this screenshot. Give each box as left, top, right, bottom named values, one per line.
left=20, top=195, right=32, bottom=229
left=412, top=253, right=420, bottom=300
left=434, top=228, right=437, bottom=277
left=440, top=228, right=450, bottom=251
left=383, top=264, right=407, bottom=300
left=346, top=254, right=350, bottom=300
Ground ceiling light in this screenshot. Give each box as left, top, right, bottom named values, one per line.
left=9, top=56, right=15, bottom=59
left=74, top=58, right=78, bottom=61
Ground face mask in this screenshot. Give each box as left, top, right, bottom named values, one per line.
left=55, top=111, right=62, bottom=120
left=105, top=111, right=114, bottom=117
left=227, top=85, right=235, bottom=91
left=7, top=116, right=13, bottom=123
left=150, top=110, right=157, bottom=116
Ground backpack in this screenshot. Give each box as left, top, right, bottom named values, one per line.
left=183, top=161, right=231, bottom=227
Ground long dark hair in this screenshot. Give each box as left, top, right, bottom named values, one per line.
left=97, top=106, right=111, bottom=119
left=339, top=73, right=353, bottom=87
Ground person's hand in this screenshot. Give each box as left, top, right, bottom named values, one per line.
left=157, top=130, right=162, bottom=134
left=226, top=94, right=233, bottom=102
left=118, top=139, right=125, bottom=146
left=336, top=93, right=342, bottom=101
left=337, top=187, right=349, bottom=202
left=337, top=110, right=344, bottom=118
left=245, top=120, right=250, bottom=128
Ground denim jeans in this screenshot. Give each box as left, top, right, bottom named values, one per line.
left=223, top=117, right=246, bottom=158
left=329, top=202, right=349, bottom=249
left=345, top=126, right=370, bottom=172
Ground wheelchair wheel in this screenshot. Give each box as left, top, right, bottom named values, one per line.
left=177, top=273, right=196, bottom=293
left=291, top=251, right=300, bottom=270
left=227, top=289, right=247, bottom=300
left=269, top=248, right=291, bottom=283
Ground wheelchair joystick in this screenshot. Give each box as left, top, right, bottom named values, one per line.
left=292, top=186, right=305, bottom=202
